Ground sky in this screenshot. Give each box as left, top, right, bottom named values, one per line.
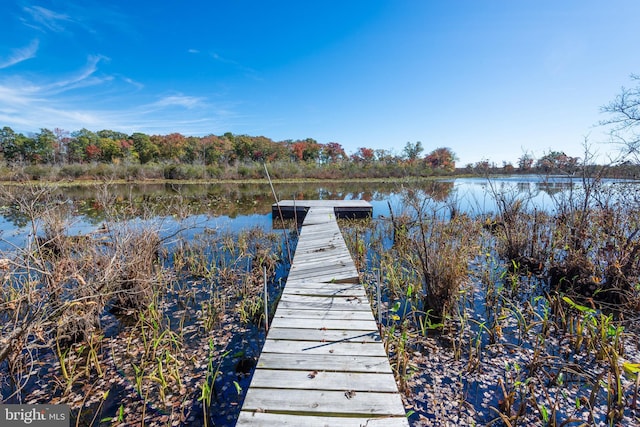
left=1, top=1, right=639, bottom=166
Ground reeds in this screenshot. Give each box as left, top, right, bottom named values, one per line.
left=0, top=183, right=290, bottom=425
left=341, top=179, right=640, bottom=425
left=3, top=176, right=640, bottom=425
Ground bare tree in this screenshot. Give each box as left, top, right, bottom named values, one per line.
left=600, top=74, right=640, bottom=162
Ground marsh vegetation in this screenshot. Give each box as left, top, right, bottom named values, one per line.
left=0, top=175, right=639, bottom=426
left=0, top=183, right=291, bottom=426
left=342, top=173, right=640, bottom=426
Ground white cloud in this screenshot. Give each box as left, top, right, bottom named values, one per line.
left=0, top=51, right=235, bottom=136
left=188, top=49, right=200, bottom=54
left=0, top=55, right=122, bottom=130
left=210, top=51, right=261, bottom=80
left=120, top=76, right=144, bottom=90
left=0, top=40, right=40, bottom=69
left=22, top=6, right=73, bottom=32
left=151, top=95, right=206, bottom=109
left=45, top=55, right=110, bottom=93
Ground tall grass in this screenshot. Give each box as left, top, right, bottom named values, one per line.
left=0, top=183, right=289, bottom=425
left=342, top=177, right=640, bottom=425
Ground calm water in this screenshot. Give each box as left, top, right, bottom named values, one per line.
left=0, top=175, right=633, bottom=252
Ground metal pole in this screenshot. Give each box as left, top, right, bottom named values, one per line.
left=264, top=162, right=292, bottom=263
left=263, top=266, right=269, bottom=332
left=377, top=268, right=382, bottom=325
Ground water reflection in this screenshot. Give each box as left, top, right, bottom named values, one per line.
left=0, top=176, right=634, bottom=251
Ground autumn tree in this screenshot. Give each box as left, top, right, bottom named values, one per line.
left=152, top=133, right=187, bottom=162
left=85, top=143, right=102, bottom=161
left=68, top=129, right=98, bottom=163
left=232, top=134, right=256, bottom=161
left=252, top=136, right=288, bottom=162
left=290, top=141, right=305, bottom=161
left=289, top=138, right=321, bottom=162
left=374, top=149, right=395, bottom=164
left=474, top=160, right=491, bottom=173
left=98, top=138, right=122, bottom=162
left=97, top=129, right=128, bottom=141
left=351, top=147, right=375, bottom=164
left=119, top=139, right=135, bottom=162
left=424, top=147, right=456, bottom=172
left=535, top=151, right=579, bottom=173
left=320, top=142, right=346, bottom=163
left=201, top=134, right=232, bottom=164
left=502, top=161, right=515, bottom=173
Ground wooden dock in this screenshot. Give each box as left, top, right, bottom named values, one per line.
left=272, top=199, right=373, bottom=221
left=237, top=201, right=409, bottom=426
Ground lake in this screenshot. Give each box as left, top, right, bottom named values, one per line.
left=0, top=175, right=614, bottom=251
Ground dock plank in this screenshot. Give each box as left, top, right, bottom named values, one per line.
left=248, top=369, right=400, bottom=392
left=280, top=293, right=371, bottom=310
left=237, top=412, right=408, bottom=427
left=255, top=352, right=393, bottom=373
left=262, top=339, right=388, bottom=357
left=241, top=388, right=406, bottom=417
left=269, top=316, right=378, bottom=331
left=272, top=309, right=373, bottom=321
left=274, top=300, right=373, bottom=312
left=282, top=288, right=368, bottom=298
left=239, top=201, right=407, bottom=426
left=265, top=328, right=381, bottom=343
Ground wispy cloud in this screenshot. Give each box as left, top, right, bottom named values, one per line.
left=0, top=55, right=113, bottom=104
left=120, top=76, right=144, bottom=90
left=0, top=55, right=129, bottom=130
left=150, top=95, right=206, bottom=110
left=45, top=55, right=110, bottom=93
left=0, top=63, right=233, bottom=136
left=0, top=3, right=238, bottom=135
left=211, top=52, right=239, bottom=66
left=0, top=39, right=39, bottom=69
left=22, top=6, right=73, bottom=32
left=210, top=52, right=261, bottom=80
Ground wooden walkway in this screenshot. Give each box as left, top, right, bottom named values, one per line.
left=237, top=201, right=409, bottom=426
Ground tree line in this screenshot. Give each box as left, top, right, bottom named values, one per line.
left=1, top=125, right=636, bottom=180
left=0, top=127, right=458, bottom=171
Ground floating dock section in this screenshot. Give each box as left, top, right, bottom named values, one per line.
left=237, top=200, right=409, bottom=426
left=272, top=199, right=373, bottom=221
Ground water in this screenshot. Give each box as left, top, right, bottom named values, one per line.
left=0, top=175, right=633, bottom=251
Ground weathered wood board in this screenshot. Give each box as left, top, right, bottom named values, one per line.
left=238, top=201, right=409, bottom=426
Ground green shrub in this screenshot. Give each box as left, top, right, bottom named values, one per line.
left=24, top=165, right=58, bottom=180
left=59, top=164, right=87, bottom=179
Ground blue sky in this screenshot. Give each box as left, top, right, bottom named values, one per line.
left=1, top=1, right=639, bottom=166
